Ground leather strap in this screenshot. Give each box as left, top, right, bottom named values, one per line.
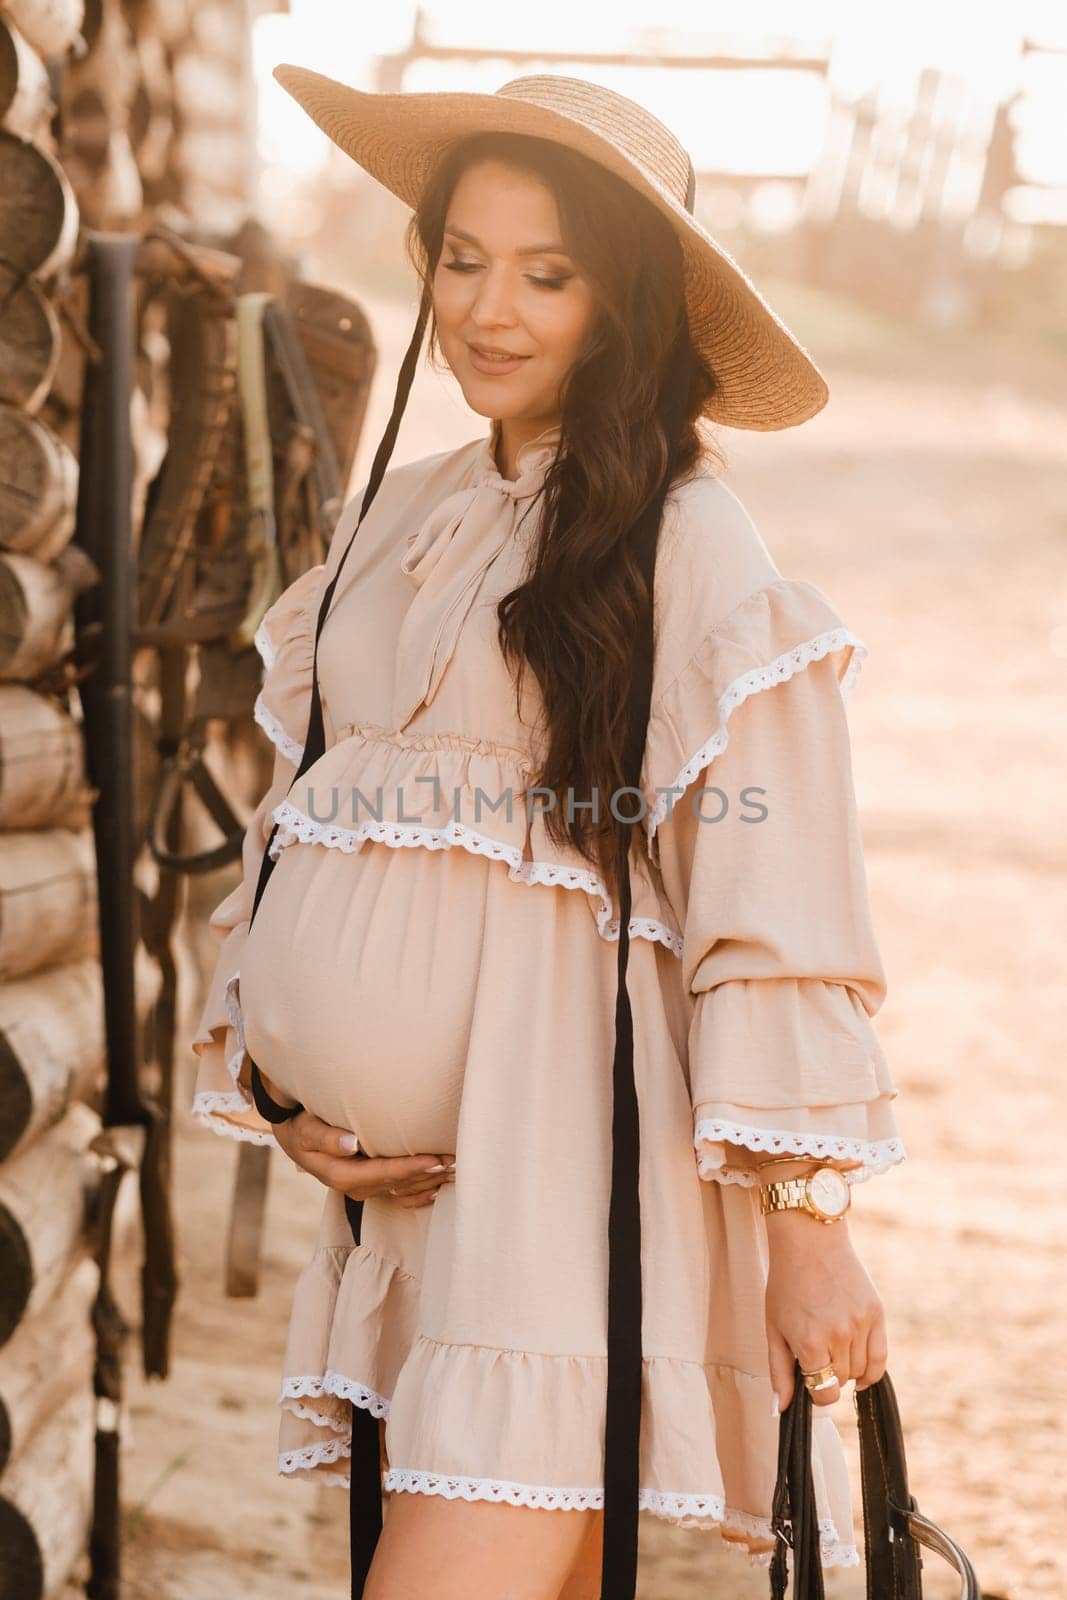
left=770, top=1360, right=981, bottom=1598
left=856, top=1372, right=979, bottom=1600
left=242, top=283, right=418, bottom=1136
left=770, top=1358, right=826, bottom=1600
left=242, top=293, right=434, bottom=1592
left=230, top=292, right=282, bottom=653
left=599, top=303, right=692, bottom=1596
left=147, top=743, right=246, bottom=875
left=342, top=1189, right=383, bottom=1588
left=248, top=1060, right=304, bottom=1124
left=262, top=297, right=343, bottom=535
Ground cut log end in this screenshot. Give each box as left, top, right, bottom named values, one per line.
left=0, top=1500, right=43, bottom=1600
left=0, top=1205, right=32, bottom=1347
left=0, top=1035, right=33, bottom=1165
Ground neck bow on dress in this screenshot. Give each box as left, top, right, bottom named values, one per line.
left=392, top=420, right=562, bottom=729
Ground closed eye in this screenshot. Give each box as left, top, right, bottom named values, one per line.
left=442, top=261, right=571, bottom=292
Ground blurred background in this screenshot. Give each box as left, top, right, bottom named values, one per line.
left=249, top=0, right=1067, bottom=479
left=0, top=2, right=1063, bottom=1597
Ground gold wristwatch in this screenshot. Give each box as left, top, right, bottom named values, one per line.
left=758, top=1165, right=852, bottom=1225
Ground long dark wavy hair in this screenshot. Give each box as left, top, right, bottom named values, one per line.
left=404, top=130, right=725, bottom=900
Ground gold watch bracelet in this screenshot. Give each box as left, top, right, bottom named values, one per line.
left=754, top=1154, right=821, bottom=1183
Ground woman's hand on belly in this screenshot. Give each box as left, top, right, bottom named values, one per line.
left=272, top=1107, right=456, bottom=1208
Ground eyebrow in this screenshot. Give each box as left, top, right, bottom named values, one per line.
left=443, top=226, right=572, bottom=258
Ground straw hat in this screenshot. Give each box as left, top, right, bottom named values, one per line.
left=272, top=66, right=829, bottom=431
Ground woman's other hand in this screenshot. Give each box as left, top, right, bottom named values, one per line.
left=272, top=1107, right=455, bottom=1208
left=764, top=1196, right=887, bottom=1412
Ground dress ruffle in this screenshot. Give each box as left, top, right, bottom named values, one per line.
left=245, top=571, right=867, bottom=976
left=263, top=718, right=684, bottom=956
left=190, top=562, right=325, bottom=1146
left=644, top=575, right=906, bottom=1189
left=687, top=970, right=904, bottom=1186
left=279, top=1243, right=420, bottom=1443
left=190, top=938, right=279, bottom=1148
left=274, top=1195, right=859, bottom=1568
left=694, top=1102, right=906, bottom=1186
left=252, top=560, right=324, bottom=766
left=642, top=576, right=866, bottom=861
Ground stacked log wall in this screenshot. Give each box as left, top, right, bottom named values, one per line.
left=0, top=0, right=264, bottom=1592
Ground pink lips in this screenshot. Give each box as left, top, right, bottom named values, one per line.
left=467, top=344, right=531, bottom=375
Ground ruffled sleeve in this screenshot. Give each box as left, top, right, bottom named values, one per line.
left=190, top=562, right=325, bottom=1145
left=649, top=572, right=906, bottom=1188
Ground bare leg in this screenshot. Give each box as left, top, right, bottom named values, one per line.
left=363, top=1490, right=601, bottom=1600
left=556, top=1509, right=604, bottom=1600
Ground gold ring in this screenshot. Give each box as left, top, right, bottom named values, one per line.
left=801, top=1364, right=838, bottom=1392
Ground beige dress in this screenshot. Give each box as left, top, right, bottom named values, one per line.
left=191, top=419, right=905, bottom=1567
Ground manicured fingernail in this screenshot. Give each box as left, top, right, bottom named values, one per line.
left=339, top=1133, right=359, bottom=1152
left=445, top=1161, right=457, bottom=1170
left=425, top=1163, right=446, bottom=1172
left=771, top=1393, right=780, bottom=1418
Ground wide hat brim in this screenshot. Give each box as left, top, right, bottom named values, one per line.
left=273, top=65, right=830, bottom=432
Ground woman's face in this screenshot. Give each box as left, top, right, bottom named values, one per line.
left=432, top=160, right=598, bottom=430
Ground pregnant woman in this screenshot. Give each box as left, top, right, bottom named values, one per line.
left=191, top=70, right=906, bottom=1600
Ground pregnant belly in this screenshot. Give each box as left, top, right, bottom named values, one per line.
left=238, top=838, right=489, bottom=1156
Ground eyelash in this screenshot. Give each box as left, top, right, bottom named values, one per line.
left=442, top=260, right=571, bottom=291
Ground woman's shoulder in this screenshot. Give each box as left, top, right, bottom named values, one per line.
left=652, top=460, right=854, bottom=702
left=323, top=434, right=487, bottom=580
left=653, top=463, right=781, bottom=676
left=657, top=463, right=781, bottom=626
left=373, top=433, right=486, bottom=500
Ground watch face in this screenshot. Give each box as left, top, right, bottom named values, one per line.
left=807, top=1167, right=850, bottom=1219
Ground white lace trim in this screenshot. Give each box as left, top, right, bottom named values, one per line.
left=223, top=971, right=245, bottom=1061
left=253, top=618, right=276, bottom=672
left=190, top=972, right=279, bottom=1147
left=191, top=1091, right=278, bottom=1148
left=694, top=1116, right=906, bottom=1185
left=735, top=1529, right=860, bottom=1570
left=253, top=690, right=303, bottom=766
left=274, top=1449, right=856, bottom=1563
left=839, top=635, right=865, bottom=699
left=279, top=1434, right=351, bottom=1474
left=646, top=626, right=868, bottom=841
left=282, top=1398, right=350, bottom=1433
left=387, top=1471, right=856, bottom=1568
left=280, top=1371, right=390, bottom=1420
left=276, top=1368, right=859, bottom=1564
left=373, top=1467, right=857, bottom=1565
left=267, top=800, right=684, bottom=957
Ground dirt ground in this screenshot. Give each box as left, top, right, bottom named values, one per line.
left=117, top=280, right=1066, bottom=1599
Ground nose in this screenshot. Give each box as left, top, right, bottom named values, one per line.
left=468, top=265, right=519, bottom=329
